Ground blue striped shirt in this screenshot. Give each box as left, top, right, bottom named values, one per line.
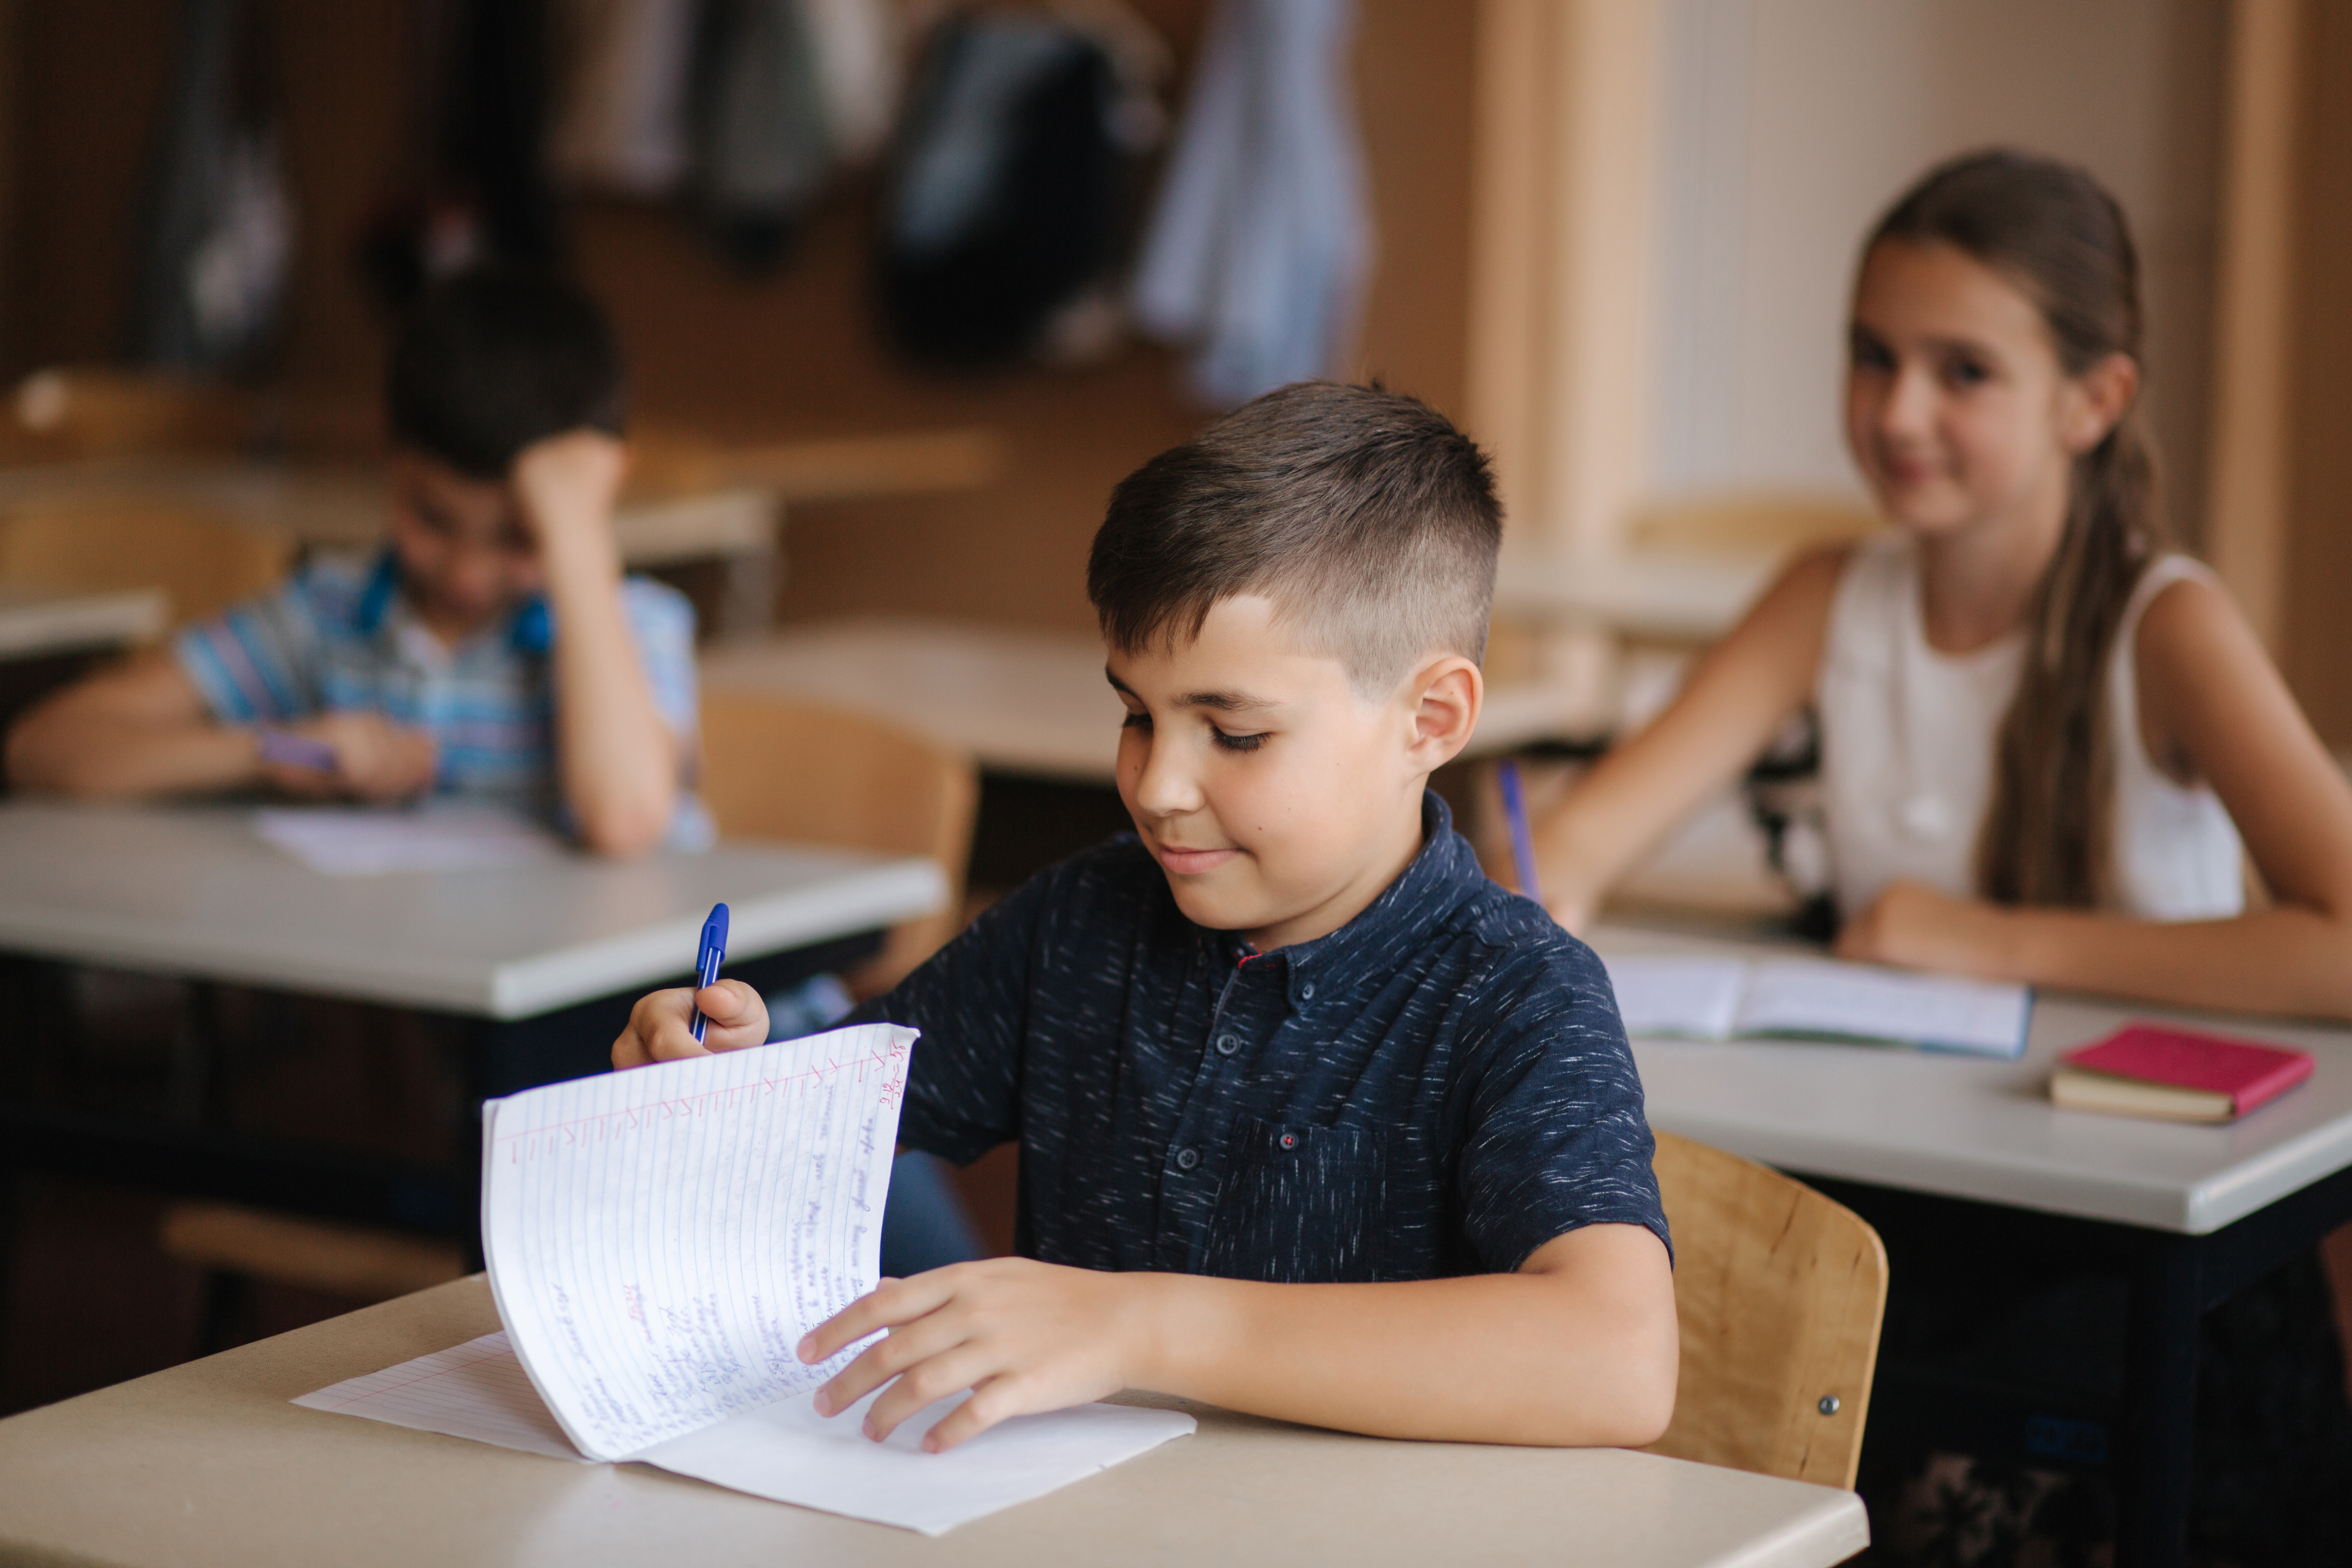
left=175, top=549, right=710, bottom=845
left=852, top=793, right=1668, bottom=1283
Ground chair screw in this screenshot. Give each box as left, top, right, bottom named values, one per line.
left=1817, top=1394, right=1840, bottom=1415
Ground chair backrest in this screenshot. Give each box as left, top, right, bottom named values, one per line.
left=5, top=366, right=254, bottom=464
left=0, top=502, right=293, bottom=626
left=1628, top=492, right=1881, bottom=559
left=1645, top=1130, right=1888, bottom=1490
left=697, top=687, right=978, bottom=987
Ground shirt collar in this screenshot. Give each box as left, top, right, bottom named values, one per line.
left=1219, top=791, right=1484, bottom=1008
left=356, top=546, right=553, bottom=657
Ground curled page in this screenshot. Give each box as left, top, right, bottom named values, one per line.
left=482, top=1023, right=915, bottom=1461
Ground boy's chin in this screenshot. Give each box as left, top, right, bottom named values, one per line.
left=1158, top=871, right=1274, bottom=938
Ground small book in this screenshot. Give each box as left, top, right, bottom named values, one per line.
left=2051, top=1024, right=2314, bottom=1123
left=1601, top=953, right=2032, bottom=1058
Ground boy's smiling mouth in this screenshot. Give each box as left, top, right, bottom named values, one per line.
left=1151, top=842, right=1240, bottom=875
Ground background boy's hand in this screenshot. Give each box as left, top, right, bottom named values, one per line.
left=799, top=1259, right=1143, bottom=1452
left=260, top=712, right=437, bottom=802
left=610, top=978, right=769, bottom=1069
left=512, top=430, right=628, bottom=555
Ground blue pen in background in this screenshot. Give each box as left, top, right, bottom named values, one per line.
left=257, top=728, right=339, bottom=772
left=687, top=902, right=730, bottom=1043
left=1499, top=759, right=1542, bottom=905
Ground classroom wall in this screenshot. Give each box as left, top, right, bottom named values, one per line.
left=0, top=0, right=1476, bottom=637
left=1648, top=0, right=2228, bottom=546
left=2280, top=2, right=2352, bottom=746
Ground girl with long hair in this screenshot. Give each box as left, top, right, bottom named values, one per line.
left=1535, top=148, right=2352, bottom=1021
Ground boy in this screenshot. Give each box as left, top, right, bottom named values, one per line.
left=4, top=270, right=701, bottom=857
left=614, top=384, right=1677, bottom=1450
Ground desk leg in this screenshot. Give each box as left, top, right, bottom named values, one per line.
left=2117, top=1237, right=2200, bottom=1568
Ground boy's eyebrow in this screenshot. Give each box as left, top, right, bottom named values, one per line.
left=1103, top=668, right=1279, bottom=712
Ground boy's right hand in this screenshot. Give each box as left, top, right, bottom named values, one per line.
left=612, top=979, right=770, bottom=1070
left=261, top=713, right=438, bottom=803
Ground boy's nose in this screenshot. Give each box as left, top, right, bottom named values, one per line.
left=1129, top=735, right=1202, bottom=818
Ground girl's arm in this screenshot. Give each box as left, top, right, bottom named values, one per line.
left=1841, top=575, right=2352, bottom=1019
left=1535, top=548, right=1848, bottom=928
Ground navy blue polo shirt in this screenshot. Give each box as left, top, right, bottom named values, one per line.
left=848, top=793, right=1668, bottom=1282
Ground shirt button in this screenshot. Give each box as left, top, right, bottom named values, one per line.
left=1175, top=1147, right=1200, bottom=1171
left=1300, top=982, right=1315, bottom=1000
left=1215, top=1033, right=1240, bottom=1056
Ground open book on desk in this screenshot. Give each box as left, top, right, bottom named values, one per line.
left=294, top=1025, right=1192, bottom=1534
left=1602, top=953, right=2032, bottom=1059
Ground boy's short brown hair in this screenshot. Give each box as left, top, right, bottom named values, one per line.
left=1086, top=383, right=1501, bottom=694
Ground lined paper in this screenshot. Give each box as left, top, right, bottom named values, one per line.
left=295, top=1329, right=1198, bottom=1535
left=483, top=1024, right=915, bottom=1462
left=1605, top=953, right=2030, bottom=1058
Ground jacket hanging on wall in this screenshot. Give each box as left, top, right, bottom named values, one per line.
left=877, top=9, right=1160, bottom=366
left=1130, top=0, right=1369, bottom=406
left=135, top=0, right=294, bottom=370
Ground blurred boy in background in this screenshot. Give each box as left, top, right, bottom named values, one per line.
left=5, top=269, right=704, bottom=856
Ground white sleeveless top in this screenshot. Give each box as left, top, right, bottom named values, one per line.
left=1815, top=531, right=2244, bottom=921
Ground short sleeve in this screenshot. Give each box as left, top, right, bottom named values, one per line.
left=172, top=574, right=324, bottom=724
left=619, top=577, right=699, bottom=742
left=844, top=870, right=1050, bottom=1166
left=1449, top=937, right=1670, bottom=1272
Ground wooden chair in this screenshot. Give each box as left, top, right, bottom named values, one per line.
left=1627, top=492, right=1882, bottom=560
left=1645, top=1130, right=1889, bottom=1489
left=696, top=687, right=978, bottom=990
left=0, top=501, right=292, bottom=626
left=162, top=1201, right=468, bottom=1348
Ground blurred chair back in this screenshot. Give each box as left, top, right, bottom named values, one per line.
left=1646, top=1130, right=1888, bottom=1489
left=1629, top=493, right=1881, bottom=559
left=697, top=687, right=978, bottom=988
left=4, top=366, right=254, bottom=464
left=0, top=502, right=292, bottom=626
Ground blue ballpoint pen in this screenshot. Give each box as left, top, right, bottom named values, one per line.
left=687, top=902, right=731, bottom=1043
left=1499, top=759, right=1543, bottom=904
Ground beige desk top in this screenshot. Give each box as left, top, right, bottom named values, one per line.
left=0, top=1277, right=1866, bottom=1568
left=701, top=617, right=1596, bottom=784
left=1493, top=549, right=1781, bottom=642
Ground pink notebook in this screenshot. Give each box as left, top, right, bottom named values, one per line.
left=2058, top=1025, right=2313, bottom=1116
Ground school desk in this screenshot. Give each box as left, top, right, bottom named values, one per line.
left=0, top=582, right=168, bottom=740
left=0, top=800, right=947, bottom=1245
left=0, top=1274, right=1869, bottom=1568
left=1492, top=548, right=1782, bottom=643
left=1591, top=921, right=2352, bottom=1568
left=698, top=615, right=1600, bottom=785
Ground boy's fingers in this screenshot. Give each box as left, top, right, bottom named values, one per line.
left=812, top=1302, right=967, bottom=1417
left=921, top=1375, right=1029, bottom=1452
left=800, top=1274, right=951, bottom=1364
left=859, top=1345, right=996, bottom=1443
left=611, top=988, right=707, bottom=1070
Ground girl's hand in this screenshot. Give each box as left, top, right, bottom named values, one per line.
left=799, top=1259, right=1146, bottom=1452
left=1834, top=879, right=2018, bottom=978
left=609, top=978, right=769, bottom=1069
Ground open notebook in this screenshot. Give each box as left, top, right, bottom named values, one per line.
left=1602, top=953, right=2032, bottom=1058
left=293, top=1025, right=1192, bottom=1534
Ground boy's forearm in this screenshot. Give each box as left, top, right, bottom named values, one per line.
left=5, top=706, right=261, bottom=799
left=1119, top=1228, right=1677, bottom=1447
left=536, top=524, right=679, bottom=856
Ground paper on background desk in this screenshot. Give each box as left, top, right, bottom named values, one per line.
left=296, top=1026, right=1193, bottom=1532
left=253, top=802, right=566, bottom=875
left=1604, top=953, right=2032, bottom=1058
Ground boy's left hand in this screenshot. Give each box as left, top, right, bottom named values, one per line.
left=512, top=431, right=628, bottom=553
left=1836, top=879, right=2017, bottom=977
left=800, top=1258, right=1146, bottom=1452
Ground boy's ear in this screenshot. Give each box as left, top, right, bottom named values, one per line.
left=1402, top=654, right=1483, bottom=771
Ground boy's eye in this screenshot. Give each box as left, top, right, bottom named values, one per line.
left=1211, top=728, right=1266, bottom=754
left=1120, top=711, right=1152, bottom=732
